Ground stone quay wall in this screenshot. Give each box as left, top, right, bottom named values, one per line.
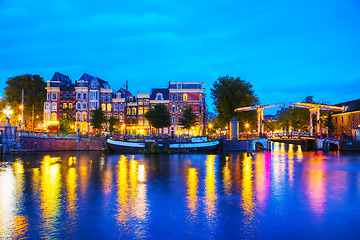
left=20, top=136, right=106, bottom=151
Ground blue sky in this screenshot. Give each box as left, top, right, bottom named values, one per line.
left=1, top=0, right=359, bottom=114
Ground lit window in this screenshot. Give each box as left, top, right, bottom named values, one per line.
left=76, top=112, right=81, bottom=121
left=138, top=99, right=143, bottom=105
left=120, top=114, right=124, bottom=121
left=132, top=108, right=136, bottom=115
left=82, top=112, right=87, bottom=121
left=63, top=113, right=67, bottom=118
left=139, top=107, right=144, bottom=115
left=63, top=103, right=67, bottom=109
left=68, top=103, right=73, bottom=110
left=107, top=103, right=111, bottom=111
left=127, top=108, right=131, bottom=115
left=144, top=99, right=149, bottom=105
left=144, top=107, right=149, bottom=114
left=183, top=93, right=187, bottom=101
left=51, top=113, right=57, bottom=121
left=102, top=103, right=106, bottom=111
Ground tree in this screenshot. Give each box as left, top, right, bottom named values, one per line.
left=108, top=117, right=118, bottom=133
left=144, top=104, right=171, bottom=134
left=179, top=105, right=197, bottom=135
left=210, top=76, right=259, bottom=129
left=90, top=107, right=106, bottom=134
left=325, top=112, right=335, bottom=138
left=59, top=118, right=74, bottom=133
left=4, top=74, right=46, bottom=129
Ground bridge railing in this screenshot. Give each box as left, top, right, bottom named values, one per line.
left=19, top=130, right=77, bottom=139
left=267, top=131, right=314, bottom=138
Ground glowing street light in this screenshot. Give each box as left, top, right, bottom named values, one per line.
left=3, top=105, right=13, bottom=118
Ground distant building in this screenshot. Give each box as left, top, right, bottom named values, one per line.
left=169, top=82, right=205, bottom=136
left=44, top=72, right=75, bottom=131
left=44, top=72, right=206, bottom=136
left=333, top=99, right=360, bottom=137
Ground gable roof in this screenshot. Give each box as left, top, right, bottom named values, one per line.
left=79, top=73, right=111, bottom=89
left=150, top=88, right=169, bottom=100
left=51, top=72, right=71, bottom=82
left=115, top=88, right=133, bottom=98
left=334, top=99, right=360, bottom=115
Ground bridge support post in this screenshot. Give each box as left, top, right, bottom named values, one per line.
left=266, top=139, right=271, bottom=151
left=230, top=117, right=239, bottom=140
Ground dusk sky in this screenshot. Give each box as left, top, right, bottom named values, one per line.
left=1, top=0, right=359, bottom=114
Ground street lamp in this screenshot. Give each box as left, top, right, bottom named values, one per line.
left=245, top=123, right=250, bottom=139
left=3, top=104, right=13, bottom=126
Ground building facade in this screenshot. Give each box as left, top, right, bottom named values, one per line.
left=44, top=72, right=206, bottom=136
left=333, top=99, right=360, bottom=138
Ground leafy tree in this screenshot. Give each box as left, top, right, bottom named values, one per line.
left=210, top=76, right=259, bottom=130
left=144, top=104, right=171, bottom=135
left=4, top=74, right=46, bottom=129
left=59, top=118, right=74, bottom=133
left=325, top=112, right=335, bottom=138
left=179, top=105, right=197, bottom=135
left=108, top=117, right=118, bottom=133
left=90, top=107, right=106, bottom=134
left=304, top=96, right=316, bottom=103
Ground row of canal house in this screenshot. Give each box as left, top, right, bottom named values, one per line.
left=44, top=72, right=206, bottom=136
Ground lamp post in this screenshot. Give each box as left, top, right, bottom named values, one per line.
left=3, top=104, right=13, bottom=126
left=245, top=123, right=250, bottom=139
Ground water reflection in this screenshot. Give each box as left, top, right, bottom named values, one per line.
left=116, top=155, right=149, bottom=238
left=304, top=152, right=326, bottom=216
left=187, top=168, right=198, bottom=215
left=40, top=156, right=62, bottom=236
left=254, top=153, right=270, bottom=209
left=222, top=156, right=232, bottom=194
left=205, top=155, right=217, bottom=220
left=0, top=163, right=28, bottom=239
left=0, top=150, right=360, bottom=238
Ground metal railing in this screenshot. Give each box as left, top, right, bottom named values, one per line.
left=19, top=130, right=77, bottom=139
left=267, top=131, right=314, bottom=138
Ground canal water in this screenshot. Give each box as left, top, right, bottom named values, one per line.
left=1, top=144, right=360, bottom=239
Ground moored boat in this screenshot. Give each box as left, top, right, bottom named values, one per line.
left=106, top=136, right=220, bottom=153
left=106, top=139, right=146, bottom=153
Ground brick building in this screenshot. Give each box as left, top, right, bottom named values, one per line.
left=44, top=72, right=206, bottom=136
left=333, top=99, right=360, bottom=138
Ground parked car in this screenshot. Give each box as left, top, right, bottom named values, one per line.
left=158, top=134, right=170, bottom=140
left=145, top=134, right=157, bottom=139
